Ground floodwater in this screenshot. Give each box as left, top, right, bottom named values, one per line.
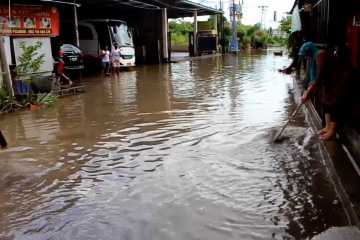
left=0, top=51, right=353, bottom=239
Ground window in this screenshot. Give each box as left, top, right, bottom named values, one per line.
left=61, top=44, right=81, bottom=53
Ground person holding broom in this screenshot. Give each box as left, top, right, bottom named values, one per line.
left=299, top=42, right=352, bottom=140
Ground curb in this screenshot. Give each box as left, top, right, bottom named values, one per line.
left=170, top=53, right=223, bottom=63
left=292, top=76, right=360, bottom=227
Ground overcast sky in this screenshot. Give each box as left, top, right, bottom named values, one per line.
left=191, top=0, right=294, bottom=29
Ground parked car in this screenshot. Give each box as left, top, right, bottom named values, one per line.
left=60, top=43, right=84, bottom=71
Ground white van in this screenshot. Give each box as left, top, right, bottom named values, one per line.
left=78, top=19, right=135, bottom=69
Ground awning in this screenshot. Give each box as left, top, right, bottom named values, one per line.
left=38, top=0, right=223, bottom=18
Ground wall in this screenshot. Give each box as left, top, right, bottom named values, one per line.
left=171, top=45, right=188, bottom=52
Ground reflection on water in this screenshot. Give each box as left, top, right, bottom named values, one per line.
left=0, top=51, right=350, bottom=239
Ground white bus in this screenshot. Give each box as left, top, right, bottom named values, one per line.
left=78, top=19, right=135, bottom=69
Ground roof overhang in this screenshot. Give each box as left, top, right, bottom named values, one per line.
left=168, top=0, right=223, bottom=18
left=36, top=0, right=223, bottom=18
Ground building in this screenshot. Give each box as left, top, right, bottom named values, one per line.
left=290, top=0, right=360, bottom=166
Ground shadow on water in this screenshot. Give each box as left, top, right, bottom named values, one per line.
left=0, top=51, right=352, bottom=239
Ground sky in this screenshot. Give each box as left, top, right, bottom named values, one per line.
left=190, top=0, right=294, bottom=29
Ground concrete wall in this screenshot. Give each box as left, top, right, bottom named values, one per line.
left=171, top=45, right=188, bottom=52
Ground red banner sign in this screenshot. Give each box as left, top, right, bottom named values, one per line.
left=0, top=5, right=59, bottom=36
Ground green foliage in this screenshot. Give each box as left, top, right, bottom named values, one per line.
left=0, top=41, right=60, bottom=114
left=223, top=25, right=232, bottom=48
left=0, top=89, right=60, bottom=113
left=235, top=22, right=283, bottom=49
left=237, top=23, right=250, bottom=40
left=277, top=15, right=293, bottom=54
left=246, top=23, right=261, bottom=36
left=0, top=90, right=13, bottom=113
left=279, top=15, right=292, bottom=35
left=35, top=92, right=60, bottom=107
left=169, top=18, right=286, bottom=51
left=171, top=32, right=189, bottom=45
left=169, top=20, right=193, bottom=44
left=15, top=41, right=45, bottom=85
left=286, top=33, right=295, bottom=57
left=224, top=25, right=232, bottom=36
left=242, top=35, right=252, bottom=45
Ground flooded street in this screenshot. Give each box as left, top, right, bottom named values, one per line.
left=0, top=51, right=351, bottom=239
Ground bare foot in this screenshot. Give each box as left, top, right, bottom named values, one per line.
left=317, top=128, right=329, bottom=135
left=320, top=131, right=336, bottom=140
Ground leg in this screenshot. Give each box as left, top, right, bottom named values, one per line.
left=55, top=74, right=60, bottom=85
left=320, top=105, right=340, bottom=140
left=317, top=113, right=331, bottom=135
left=61, top=73, right=72, bottom=85
left=317, top=104, right=331, bottom=135
left=106, top=62, right=110, bottom=74
left=320, top=121, right=337, bottom=140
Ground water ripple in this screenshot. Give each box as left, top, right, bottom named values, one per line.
left=0, top=52, right=349, bottom=240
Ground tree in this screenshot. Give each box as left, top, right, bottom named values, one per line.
left=15, top=41, right=45, bottom=86
left=14, top=41, right=59, bottom=108
left=235, top=22, right=282, bottom=49
left=169, top=20, right=193, bottom=44
left=279, top=15, right=292, bottom=35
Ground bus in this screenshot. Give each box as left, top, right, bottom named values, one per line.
left=78, top=19, right=135, bottom=70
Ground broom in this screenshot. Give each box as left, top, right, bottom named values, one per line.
left=274, top=103, right=303, bottom=142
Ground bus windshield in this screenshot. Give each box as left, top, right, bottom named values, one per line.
left=111, top=23, right=134, bottom=48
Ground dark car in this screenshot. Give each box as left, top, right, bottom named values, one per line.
left=60, top=43, right=84, bottom=71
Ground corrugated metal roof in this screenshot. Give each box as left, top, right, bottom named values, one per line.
left=37, top=0, right=223, bottom=18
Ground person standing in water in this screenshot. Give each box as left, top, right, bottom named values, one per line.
left=101, top=45, right=111, bottom=76
left=111, top=43, right=121, bottom=75
left=299, top=42, right=352, bottom=140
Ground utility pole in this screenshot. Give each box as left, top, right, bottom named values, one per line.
left=231, top=0, right=237, bottom=41
left=258, top=5, right=268, bottom=29
left=229, top=0, right=242, bottom=52
left=73, top=0, right=79, bottom=46
left=220, top=0, right=225, bottom=53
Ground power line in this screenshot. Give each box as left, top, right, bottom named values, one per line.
left=258, top=5, right=267, bottom=29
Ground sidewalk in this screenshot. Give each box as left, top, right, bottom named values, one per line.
left=170, top=52, right=223, bottom=63
left=292, top=74, right=360, bottom=227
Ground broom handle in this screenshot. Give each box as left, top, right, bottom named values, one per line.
left=274, top=103, right=303, bottom=141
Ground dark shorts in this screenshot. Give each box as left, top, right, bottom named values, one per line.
left=102, top=62, right=110, bottom=69
left=322, top=104, right=342, bottom=122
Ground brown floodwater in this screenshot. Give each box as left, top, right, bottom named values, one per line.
left=0, top=51, right=351, bottom=239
